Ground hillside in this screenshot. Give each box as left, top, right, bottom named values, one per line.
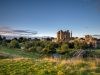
left=0, top=47, right=100, bottom=75
left=0, top=58, right=100, bottom=75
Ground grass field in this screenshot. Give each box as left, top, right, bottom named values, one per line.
left=0, top=58, right=100, bottom=75
left=0, top=47, right=100, bottom=75
left=0, top=47, right=40, bottom=59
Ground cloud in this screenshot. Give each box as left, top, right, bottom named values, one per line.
left=0, top=26, right=12, bottom=31
left=0, top=26, right=37, bottom=36
left=13, top=30, right=37, bottom=34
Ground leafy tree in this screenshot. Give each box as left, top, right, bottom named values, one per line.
left=18, top=37, right=24, bottom=43
left=61, top=43, right=69, bottom=52
left=9, top=39, right=20, bottom=48
left=56, top=43, right=69, bottom=54
left=42, top=42, right=58, bottom=54
left=1, top=37, right=7, bottom=46
left=80, top=42, right=89, bottom=49
left=0, top=35, right=2, bottom=45
left=74, top=40, right=80, bottom=49
left=61, top=43, right=68, bottom=50
left=24, top=41, right=32, bottom=49
left=28, top=47, right=36, bottom=52
left=36, top=46, right=43, bottom=53
left=42, top=45, right=51, bottom=54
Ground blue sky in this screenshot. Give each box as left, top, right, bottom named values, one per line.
left=0, top=0, right=100, bottom=37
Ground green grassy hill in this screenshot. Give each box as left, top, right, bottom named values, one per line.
left=0, top=47, right=40, bottom=59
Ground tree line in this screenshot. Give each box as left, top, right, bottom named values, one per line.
left=0, top=35, right=99, bottom=58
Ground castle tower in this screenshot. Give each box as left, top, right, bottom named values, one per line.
left=57, top=31, right=60, bottom=42
left=71, top=31, right=72, bottom=38
left=59, top=30, right=63, bottom=41
left=57, top=30, right=72, bottom=42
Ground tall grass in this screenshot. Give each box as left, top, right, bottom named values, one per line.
left=0, top=58, right=100, bottom=75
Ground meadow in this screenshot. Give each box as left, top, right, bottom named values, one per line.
left=0, top=47, right=100, bottom=75
left=0, top=47, right=40, bottom=59
left=0, top=58, right=100, bottom=75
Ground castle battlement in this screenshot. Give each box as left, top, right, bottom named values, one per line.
left=57, top=30, right=72, bottom=42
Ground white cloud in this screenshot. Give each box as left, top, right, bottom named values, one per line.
left=0, top=26, right=37, bottom=36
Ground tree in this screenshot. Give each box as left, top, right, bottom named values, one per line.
left=42, top=45, right=51, bottom=54
left=56, top=43, right=69, bottom=54
left=24, top=41, right=32, bottom=49
left=61, top=43, right=69, bottom=52
left=36, top=46, right=43, bottom=53
left=68, top=42, right=74, bottom=49
left=2, top=37, right=7, bottom=46
left=9, top=39, right=20, bottom=48
left=0, top=35, right=2, bottom=45
left=18, top=37, right=24, bottom=43
left=28, top=47, right=36, bottom=52
left=74, top=40, right=80, bottom=49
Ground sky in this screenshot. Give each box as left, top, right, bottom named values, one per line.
left=0, top=0, right=100, bottom=37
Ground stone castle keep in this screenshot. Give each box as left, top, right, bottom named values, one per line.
left=57, top=30, right=72, bottom=42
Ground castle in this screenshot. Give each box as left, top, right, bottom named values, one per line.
left=56, top=30, right=100, bottom=48
left=57, top=30, right=72, bottom=42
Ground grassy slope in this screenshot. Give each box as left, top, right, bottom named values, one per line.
left=0, top=58, right=100, bottom=75
left=0, top=48, right=100, bottom=75
left=0, top=47, right=39, bottom=59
